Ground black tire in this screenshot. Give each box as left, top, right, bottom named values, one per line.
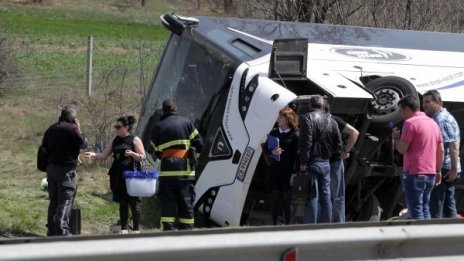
left=347, top=194, right=382, bottom=222
left=366, top=76, right=418, bottom=132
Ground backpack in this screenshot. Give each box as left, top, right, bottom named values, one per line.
left=37, top=145, right=48, bottom=172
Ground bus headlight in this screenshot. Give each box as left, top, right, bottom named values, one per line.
left=239, top=74, right=259, bottom=120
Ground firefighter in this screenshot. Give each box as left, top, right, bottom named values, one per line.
left=151, top=99, right=204, bottom=231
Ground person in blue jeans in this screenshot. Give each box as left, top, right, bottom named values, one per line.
left=393, top=95, right=444, bottom=220
left=323, top=100, right=359, bottom=223
left=329, top=115, right=359, bottom=223
left=422, top=90, right=461, bottom=218
left=298, top=95, right=343, bottom=224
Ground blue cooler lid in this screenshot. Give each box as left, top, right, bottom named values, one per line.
left=123, top=170, right=159, bottom=179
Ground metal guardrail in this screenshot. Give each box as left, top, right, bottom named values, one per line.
left=2, top=220, right=464, bottom=261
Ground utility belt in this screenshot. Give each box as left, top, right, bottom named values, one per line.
left=162, top=149, right=189, bottom=159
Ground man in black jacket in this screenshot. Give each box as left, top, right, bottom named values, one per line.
left=151, top=99, right=204, bottom=231
left=41, top=105, right=88, bottom=236
left=299, top=95, right=343, bottom=223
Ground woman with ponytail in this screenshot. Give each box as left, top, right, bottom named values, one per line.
left=84, top=116, right=146, bottom=234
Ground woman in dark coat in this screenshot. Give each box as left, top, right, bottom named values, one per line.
left=264, top=107, right=299, bottom=225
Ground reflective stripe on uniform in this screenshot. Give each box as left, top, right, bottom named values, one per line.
left=159, top=170, right=195, bottom=177
left=160, top=217, right=176, bottom=223
left=160, top=217, right=176, bottom=231
left=179, top=217, right=194, bottom=224
left=157, top=139, right=191, bottom=151
left=189, top=129, right=199, bottom=140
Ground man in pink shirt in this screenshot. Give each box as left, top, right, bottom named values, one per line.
left=392, top=95, right=444, bottom=220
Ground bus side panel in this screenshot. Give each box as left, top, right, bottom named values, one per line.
left=197, top=66, right=297, bottom=226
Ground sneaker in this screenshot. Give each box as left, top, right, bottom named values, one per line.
left=120, top=229, right=128, bottom=234
left=133, top=230, right=140, bottom=234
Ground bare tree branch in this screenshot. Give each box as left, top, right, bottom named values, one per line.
left=241, top=0, right=464, bottom=33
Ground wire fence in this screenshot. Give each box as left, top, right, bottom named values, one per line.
left=4, top=66, right=152, bottom=95
left=1, top=35, right=164, bottom=95
left=2, top=63, right=154, bottom=155
left=0, top=33, right=164, bottom=161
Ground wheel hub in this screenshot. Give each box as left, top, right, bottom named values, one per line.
left=371, top=88, right=401, bottom=115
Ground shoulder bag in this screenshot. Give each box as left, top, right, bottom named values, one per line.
left=37, top=145, right=48, bottom=172
left=292, top=114, right=331, bottom=200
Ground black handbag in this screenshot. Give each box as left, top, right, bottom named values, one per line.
left=292, top=173, right=316, bottom=200
left=291, top=114, right=331, bottom=200
left=70, top=208, right=81, bottom=235
left=37, top=145, right=48, bottom=172
left=70, top=188, right=81, bottom=235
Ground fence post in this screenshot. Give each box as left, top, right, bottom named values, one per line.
left=87, top=35, right=93, bottom=96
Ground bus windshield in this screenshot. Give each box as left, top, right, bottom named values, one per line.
left=137, top=33, right=234, bottom=151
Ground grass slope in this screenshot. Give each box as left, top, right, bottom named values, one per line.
left=0, top=0, right=174, bottom=237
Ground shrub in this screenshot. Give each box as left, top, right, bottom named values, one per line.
left=0, top=30, right=21, bottom=96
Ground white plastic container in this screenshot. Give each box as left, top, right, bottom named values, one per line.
left=123, top=170, right=159, bottom=197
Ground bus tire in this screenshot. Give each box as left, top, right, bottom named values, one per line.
left=366, top=76, right=418, bottom=133
left=348, top=194, right=382, bottom=222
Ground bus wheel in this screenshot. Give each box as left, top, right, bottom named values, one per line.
left=366, top=76, right=418, bottom=133
left=347, top=194, right=382, bottom=222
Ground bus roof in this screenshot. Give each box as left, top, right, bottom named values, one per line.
left=196, top=16, right=464, bottom=53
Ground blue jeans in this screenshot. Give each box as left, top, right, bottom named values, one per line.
left=330, top=160, right=345, bottom=223
left=303, top=160, right=332, bottom=223
left=430, top=169, right=461, bottom=218
left=402, top=173, right=435, bottom=220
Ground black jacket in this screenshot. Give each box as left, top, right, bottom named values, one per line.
left=42, top=118, right=88, bottom=167
left=264, top=128, right=299, bottom=191
left=298, top=109, right=343, bottom=163
left=151, top=112, right=203, bottom=180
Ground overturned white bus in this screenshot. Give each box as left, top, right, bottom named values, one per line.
left=137, top=13, right=464, bottom=226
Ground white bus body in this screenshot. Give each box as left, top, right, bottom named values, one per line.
left=137, top=14, right=464, bottom=227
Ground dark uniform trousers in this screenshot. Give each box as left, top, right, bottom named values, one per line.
left=46, top=163, right=77, bottom=236
left=159, top=179, right=195, bottom=231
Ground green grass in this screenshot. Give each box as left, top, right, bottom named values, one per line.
left=16, top=42, right=163, bottom=74
left=0, top=0, right=172, bottom=237
left=0, top=0, right=175, bottom=26
left=0, top=8, right=167, bottom=43
left=0, top=1, right=169, bottom=76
